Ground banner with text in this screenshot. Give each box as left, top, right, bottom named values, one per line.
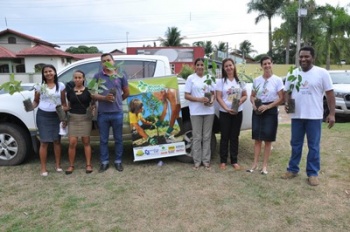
left=127, top=76, right=186, bottom=161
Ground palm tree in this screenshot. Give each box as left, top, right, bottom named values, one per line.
left=215, top=41, right=227, bottom=52
left=247, top=0, right=286, bottom=57
left=314, top=4, right=350, bottom=69
left=238, top=40, right=257, bottom=59
left=193, top=41, right=214, bottom=57
left=158, top=27, right=189, bottom=47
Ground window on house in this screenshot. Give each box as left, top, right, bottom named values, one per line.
left=171, top=64, right=175, bottom=74
left=16, top=64, right=25, bottom=73
left=8, top=36, right=16, bottom=44
left=34, top=63, right=46, bottom=73
left=0, top=64, right=10, bottom=73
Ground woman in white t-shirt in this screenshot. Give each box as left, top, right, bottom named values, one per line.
left=216, top=58, right=247, bottom=171
left=32, top=64, right=67, bottom=177
left=248, top=56, right=284, bottom=175
left=184, top=58, right=215, bottom=170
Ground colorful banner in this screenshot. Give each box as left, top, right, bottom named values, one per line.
left=127, top=76, right=186, bottom=161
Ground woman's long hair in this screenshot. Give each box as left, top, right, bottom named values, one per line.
left=221, top=58, right=239, bottom=83
left=41, top=64, right=59, bottom=92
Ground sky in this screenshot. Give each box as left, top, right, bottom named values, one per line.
left=1, top=0, right=349, bottom=57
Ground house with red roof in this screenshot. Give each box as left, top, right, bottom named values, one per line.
left=0, top=28, right=80, bottom=74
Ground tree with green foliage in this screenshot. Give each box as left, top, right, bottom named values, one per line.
left=178, top=64, right=194, bottom=80
left=158, top=27, right=189, bottom=47
left=247, top=0, right=286, bottom=57
left=238, top=40, right=257, bottom=59
left=314, top=4, right=350, bottom=69
left=65, top=45, right=100, bottom=54
left=192, top=41, right=214, bottom=57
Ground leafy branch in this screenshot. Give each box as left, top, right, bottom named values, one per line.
left=203, top=59, right=217, bottom=86
left=286, top=66, right=302, bottom=93
left=0, top=73, right=26, bottom=99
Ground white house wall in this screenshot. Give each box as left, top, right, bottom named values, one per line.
left=25, top=57, right=65, bottom=73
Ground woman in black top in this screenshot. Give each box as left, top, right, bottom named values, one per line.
left=65, top=70, right=94, bottom=174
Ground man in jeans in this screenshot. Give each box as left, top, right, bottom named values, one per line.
left=282, top=46, right=335, bottom=186
left=93, top=53, right=129, bottom=173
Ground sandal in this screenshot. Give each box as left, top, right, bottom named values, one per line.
left=204, top=164, right=211, bottom=171
left=86, top=165, right=93, bottom=174
left=232, top=163, right=241, bottom=171
left=65, top=166, right=74, bottom=175
left=192, top=166, right=199, bottom=171
left=219, top=163, right=226, bottom=170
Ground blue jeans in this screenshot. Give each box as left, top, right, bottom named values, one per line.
left=97, top=112, right=123, bottom=164
left=287, top=119, right=322, bottom=177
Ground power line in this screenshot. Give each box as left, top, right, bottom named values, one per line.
left=52, top=31, right=268, bottom=46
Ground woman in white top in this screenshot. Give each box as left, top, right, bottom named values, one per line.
left=216, top=58, right=247, bottom=170
left=247, top=56, right=284, bottom=174
left=33, top=64, right=67, bottom=177
left=184, top=58, right=215, bottom=170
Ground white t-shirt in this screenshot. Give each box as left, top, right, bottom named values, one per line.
left=35, top=82, right=65, bottom=112
left=284, top=66, right=333, bottom=119
left=184, top=73, right=215, bottom=116
left=215, top=78, right=247, bottom=112
left=253, top=75, right=284, bottom=103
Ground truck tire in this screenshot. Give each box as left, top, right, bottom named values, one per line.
left=175, top=120, right=217, bottom=163
left=0, top=123, right=30, bottom=166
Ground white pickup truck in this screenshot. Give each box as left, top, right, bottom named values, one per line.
left=0, top=55, right=252, bottom=165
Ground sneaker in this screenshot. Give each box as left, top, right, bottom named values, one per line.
left=308, top=176, right=319, bottom=186
left=281, top=171, right=298, bottom=179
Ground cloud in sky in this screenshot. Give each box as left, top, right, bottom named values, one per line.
left=1, top=0, right=348, bottom=55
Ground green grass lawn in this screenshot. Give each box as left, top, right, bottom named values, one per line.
left=0, top=122, right=349, bottom=231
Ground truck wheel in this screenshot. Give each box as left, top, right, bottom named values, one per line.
left=0, top=124, right=29, bottom=166
left=175, top=120, right=217, bottom=163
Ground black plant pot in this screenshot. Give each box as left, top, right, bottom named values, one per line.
left=204, top=92, right=212, bottom=102
left=231, top=98, right=240, bottom=114
left=23, top=98, right=34, bottom=112
left=56, top=105, right=67, bottom=121
left=109, top=88, right=116, bottom=97
left=254, top=98, right=263, bottom=115
left=287, top=98, right=295, bottom=113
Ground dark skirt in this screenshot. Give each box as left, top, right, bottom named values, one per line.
left=36, top=108, right=61, bottom=142
left=68, top=113, right=92, bottom=137
left=252, top=106, right=278, bottom=141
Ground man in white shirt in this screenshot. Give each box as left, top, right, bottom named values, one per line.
left=282, top=46, right=335, bottom=186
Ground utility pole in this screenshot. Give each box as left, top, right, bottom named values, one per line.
left=295, top=0, right=307, bottom=67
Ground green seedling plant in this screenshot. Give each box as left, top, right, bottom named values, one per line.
left=103, top=61, right=124, bottom=80
left=285, top=66, right=302, bottom=113
left=203, top=59, right=217, bottom=103
left=87, top=78, right=108, bottom=95
left=0, top=74, right=34, bottom=112
left=0, top=73, right=25, bottom=98
left=203, top=59, right=217, bottom=87
left=286, top=66, right=302, bottom=94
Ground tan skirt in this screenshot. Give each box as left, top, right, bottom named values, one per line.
left=68, top=113, right=92, bottom=137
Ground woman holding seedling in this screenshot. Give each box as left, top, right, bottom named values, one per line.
left=64, top=70, right=94, bottom=175
left=215, top=58, right=247, bottom=171
left=248, top=56, right=284, bottom=175
left=184, top=58, right=215, bottom=170
left=32, top=64, right=67, bottom=177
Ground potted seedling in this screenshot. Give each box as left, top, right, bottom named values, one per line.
left=0, top=74, right=34, bottom=112
left=252, top=83, right=263, bottom=115
left=231, top=88, right=242, bottom=114
left=103, top=61, right=124, bottom=96
left=203, top=59, right=217, bottom=104
left=87, top=77, right=108, bottom=120
left=286, top=66, right=302, bottom=113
